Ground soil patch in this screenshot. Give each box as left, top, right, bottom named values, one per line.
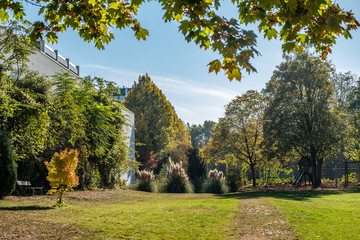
left=235, top=198, right=297, bottom=240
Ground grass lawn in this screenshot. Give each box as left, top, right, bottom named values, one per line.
left=1, top=188, right=360, bottom=239
left=269, top=190, right=360, bottom=240
left=225, top=187, right=360, bottom=240
left=0, top=190, right=240, bottom=239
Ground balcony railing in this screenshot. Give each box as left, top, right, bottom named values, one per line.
left=36, top=40, right=80, bottom=76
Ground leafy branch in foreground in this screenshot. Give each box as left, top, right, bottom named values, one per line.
left=1, top=0, right=359, bottom=81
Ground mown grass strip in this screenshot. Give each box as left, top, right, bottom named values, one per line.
left=0, top=190, right=239, bottom=239
left=267, top=189, right=360, bottom=240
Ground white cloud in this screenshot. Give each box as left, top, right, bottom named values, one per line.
left=81, top=64, right=141, bottom=78
left=80, top=64, right=236, bottom=124
left=151, top=75, right=237, bottom=101
left=175, top=105, right=224, bottom=124
left=82, top=64, right=238, bottom=101
left=175, top=106, right=196, bottom=114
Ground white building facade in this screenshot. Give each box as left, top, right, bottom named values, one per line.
left=27, top=41, right=80, bottom=77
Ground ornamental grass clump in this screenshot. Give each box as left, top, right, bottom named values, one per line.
left=164, top=159, right=194, bottom=193
left=134, top=170, right=157, bottom=192
left=202, top=169, right=229, bottom=194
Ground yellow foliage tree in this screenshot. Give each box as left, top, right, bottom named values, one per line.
left=45, top=149, right=79, bottom=205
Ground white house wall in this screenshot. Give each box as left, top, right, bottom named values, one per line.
left=120, top=108, right=136, bottom=185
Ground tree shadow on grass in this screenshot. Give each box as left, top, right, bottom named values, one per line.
left=0, top=205, right=54, bottom=211
left=221, top=187, right=360, bottom=201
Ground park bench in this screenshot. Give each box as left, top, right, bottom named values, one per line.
left=16, top=181, right=44, bottom=196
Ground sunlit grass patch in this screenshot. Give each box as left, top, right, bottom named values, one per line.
left=0, top=190, right=239, bottom=239
left=267, top=189, right=360, bottom=240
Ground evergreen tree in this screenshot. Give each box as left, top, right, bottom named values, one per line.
left=187, top=147, right=206, bottom=181
left=186, top=147, right=206, bottom=192
left=0, top=131, right=17, bottom=198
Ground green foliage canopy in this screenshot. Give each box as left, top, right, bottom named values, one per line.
left=349, top=77, right=360, bottom=138
left=0, top=25, right=132, bottom=189
left=0, top=131, right=17, bottom=198
left=50, top=73, right=131, bottom=187
left=202, top=90, right=265, bottom=186
left=263, top=52, right=347, bottom=187
left=344, top=75, right=360, bottom=162
left=125, top=74, right=191, bottom=170
left=0, top=26, right=52, bottom=163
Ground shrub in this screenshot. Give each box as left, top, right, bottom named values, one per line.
left=134, top=170, right=157, bottom=192
left=109, top=168, right=130, bottom=189
left=45, top=149, right=79, bottom=206
left=82, top=167, right=102, bottom=190
left=341, top=172, right=359, bottom=183
left=164, top=160, right=194, bottom=193
left=322, top=178, right=333, bottom=183
left=283, top=176, right=295, bottom=184
left=191, top=177, right=205, bottom=193
left=0, top=131, right=17, bottom=199
left=202, top=169, right=229, bottom=194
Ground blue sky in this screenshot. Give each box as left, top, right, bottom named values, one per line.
left=25, top=1, right=360, bottom=124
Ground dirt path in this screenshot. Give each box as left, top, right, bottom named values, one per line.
left=235, top=198, right=297, bottom=240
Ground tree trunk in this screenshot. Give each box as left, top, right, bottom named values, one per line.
left=250, top=164, right=256, bottom=187
left=311, top=163, right=317, bottom=188
left=314, top=159, right=323, bottom=188
left=107, top=165, right=112, bottom=185
left=311, top=156, right=323, bottom=188
left=59, top=191, right=63, bottom=204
